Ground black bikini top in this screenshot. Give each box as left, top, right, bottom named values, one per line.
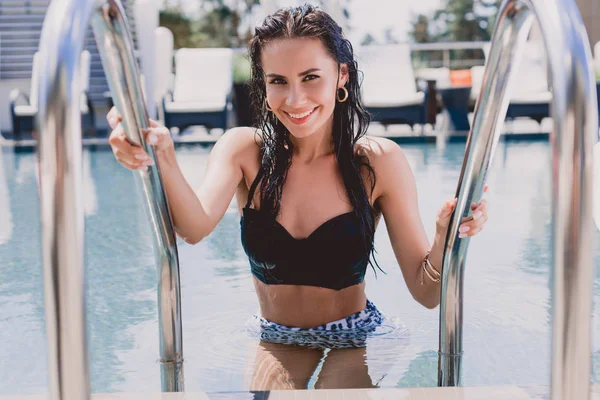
left=239, top=176, right=372, bottom=291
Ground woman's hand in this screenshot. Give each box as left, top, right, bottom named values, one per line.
left=106, top=106, right=173, bottom=171
left=436, top=185, right=489, bottom=238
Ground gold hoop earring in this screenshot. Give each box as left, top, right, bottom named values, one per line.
left=337, top=87, right=348, bottom=102
left=265, top=98, right=273, bottom=112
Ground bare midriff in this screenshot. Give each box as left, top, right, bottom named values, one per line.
left=253, top=278, right=367, bottom=328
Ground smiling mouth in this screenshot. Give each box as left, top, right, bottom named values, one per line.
left=284, top=107, right=317, bottom=119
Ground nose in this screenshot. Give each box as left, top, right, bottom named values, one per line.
left=285, top=83, right=308, bottom=108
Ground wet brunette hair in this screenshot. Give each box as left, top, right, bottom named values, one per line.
left=247, top=4, right=380, bottom=271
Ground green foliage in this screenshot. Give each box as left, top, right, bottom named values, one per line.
left=159, top=0, right=261, bottom=49
left=410, top=14, right=432, bottom=44
left=433, top=0, right=500, bottom=42
left=159, top=9, right=198, bottom=48
left=160, top=0, right=354, bottom=49
left=409, top=0, right=502, bottom=43
left=407, top=0, right=501, bottom=69
left=233, top=52, right=251, bottom=83
left=195, top=4, right=239, bottom=48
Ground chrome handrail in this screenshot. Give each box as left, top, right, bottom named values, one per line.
left=37, top=0, right=184, bottom=394
left=438, top=2, right=597, bottom=400
left=90, top=0, right=184, bottom=392
left=37, top=0, right=94, bottom=398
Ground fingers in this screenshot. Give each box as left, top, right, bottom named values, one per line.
left=435, top=197, right=457, bottom=230
left=458, top=215, right=487, bottom=235
left=439, top=189, right=490, bottom=237
left=453, top=184, right=489, bottom=238
left=108, top=124, right=153, bottom=171
left=438, top=197, right=457, bottom=219
left=459, top=199, right=489, bottom=238
left=143, top=124, right=173, bottom=151
left=148, top=118, right=162, bottom=128
left=106, top=107, right=173, bottom=171
left=106, top=106, right=122, bottom=130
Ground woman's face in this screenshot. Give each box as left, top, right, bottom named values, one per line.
left=261, top=38, right=348, bottom=140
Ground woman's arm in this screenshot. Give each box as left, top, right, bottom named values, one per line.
left=368, top=137, right=440, bottom=308
left=107, top=108, right=256, bottom=244
left=155, top=127, right=251, bottom=244
left=368, top=137, right=487, bottom=309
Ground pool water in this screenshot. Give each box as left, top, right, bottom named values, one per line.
left=1, top=139, right=600, bottom=394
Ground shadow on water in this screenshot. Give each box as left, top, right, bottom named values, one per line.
left=395, top=350, right=437, bottom=388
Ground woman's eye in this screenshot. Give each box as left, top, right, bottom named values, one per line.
left=268, top=75, right=318, bottom=85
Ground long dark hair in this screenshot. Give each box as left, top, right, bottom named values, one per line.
left=247, top=4, right=380, bottom=272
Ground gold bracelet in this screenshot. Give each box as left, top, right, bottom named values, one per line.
left=420, top=252, right=441, bottom=285
left=424, top=256, right=440, bottom=279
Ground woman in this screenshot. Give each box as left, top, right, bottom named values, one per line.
left=106, top=5, right=488, bottom=390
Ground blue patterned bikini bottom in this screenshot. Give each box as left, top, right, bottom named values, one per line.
left=247, top=300, right=407, bottom=349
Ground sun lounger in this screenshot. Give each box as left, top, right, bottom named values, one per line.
left=505, top=41, right=551, bottom=124
left=162, top=48, right=233, bottom=133
left=9, top=50, right=93, bottom=140
left=358, top=44, right=426, bottom=129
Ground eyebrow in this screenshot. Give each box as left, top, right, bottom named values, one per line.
left=265, top=68, right=321, bottom=79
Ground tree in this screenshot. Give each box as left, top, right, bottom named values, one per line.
left=407, top=0, right=501, bottom=68
left=432, top=0, right=501, bottom=42
left=159, top=9, right=197, bottom=48
left=160, top=0, right=354, bottom=49
left=409, top=14, right=432, bottom=44
left=159, top=0, right=261, bottom=49
left=408, top=0, right=502, bottom=43
left=196, top=0, right=261, bottom=48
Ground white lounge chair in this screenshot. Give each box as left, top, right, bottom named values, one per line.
left=416, top=67, right=451, bottom=89
left=163, top=48, right=233, bottom=133
left=9, top=50, right=93, bottom=140
left=154, top=27, right=175, bottom=123
left=505, top=41, right=551, bottom=124
left=414, top=67, right=450, bottom=125
left=357, top=44, right=425, bottom=129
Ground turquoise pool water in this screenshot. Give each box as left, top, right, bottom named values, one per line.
left=1, top=139, right=600, bottom=394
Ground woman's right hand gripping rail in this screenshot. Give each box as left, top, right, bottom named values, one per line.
left=106, top=106, right=246, bottom=244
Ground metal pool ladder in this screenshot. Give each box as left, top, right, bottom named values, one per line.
left=437, top=1, right=598, bottom=399
left=36, top=0, right=184, bottom=397
left=33, top=0, right=597, bottom=399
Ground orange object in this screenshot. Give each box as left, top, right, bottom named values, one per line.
left=450, top=69, right=472, bottom=87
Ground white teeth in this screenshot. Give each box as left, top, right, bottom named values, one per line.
left=288, top=108, right=315, bottom=119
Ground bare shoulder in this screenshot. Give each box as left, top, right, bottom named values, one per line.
left=355, top=135, right=408, bottom=169
left=354, top=136, right=413, bottom=199
left=215, top=126, right=262, bottom=155
left=209, top=126, right=262, bottom=169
